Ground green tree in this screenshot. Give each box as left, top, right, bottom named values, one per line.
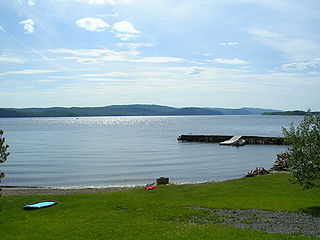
left=1, top=130, right=10, bottom=189
left=282, top=111, right=320, bottom=189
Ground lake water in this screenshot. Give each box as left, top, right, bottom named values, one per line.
left=0, top=115, right=303, bottom=188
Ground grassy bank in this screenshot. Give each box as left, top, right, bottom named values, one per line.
left=1, top=174, right=320, bottom=239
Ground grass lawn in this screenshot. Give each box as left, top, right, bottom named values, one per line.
left=1, top=173, right=320, bottom=239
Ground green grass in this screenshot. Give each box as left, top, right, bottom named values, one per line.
left=1, top=174, right=320, bottom=239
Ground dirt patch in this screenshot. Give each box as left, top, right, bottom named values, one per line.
left=185, top=207, right=320, bottom=238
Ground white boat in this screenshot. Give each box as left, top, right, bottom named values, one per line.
left=219, top=135, right=242, bottom=145
left=232, top=139, right=245, bottom=147
left=219, top=135, right=245, bottom=146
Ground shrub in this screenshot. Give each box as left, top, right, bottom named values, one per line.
left=282, top=111, right=320, bottom=189
left=0, top=130, right=9, bottom=187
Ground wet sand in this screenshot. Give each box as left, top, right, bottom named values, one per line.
left=1, top=186, right=139, bottom=195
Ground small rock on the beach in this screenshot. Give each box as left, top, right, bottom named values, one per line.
left=157, top=177, right=169, bottom=185
left=245, top=167, right=270, bottom=177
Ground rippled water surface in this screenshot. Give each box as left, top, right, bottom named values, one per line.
left=0, top=115, right=302, bottom=187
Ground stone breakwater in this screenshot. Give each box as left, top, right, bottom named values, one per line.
left=177, top=135, right=285, bottom=145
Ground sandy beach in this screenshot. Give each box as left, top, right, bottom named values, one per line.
left=1, top=186, right=139, bottom=195
left=0, top=180, right=220, bottom=196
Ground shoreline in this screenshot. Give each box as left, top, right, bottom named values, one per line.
left=0, top=180, right=224, bottom=196
left=1, top=186, right=139, bottom=195
left=1, top=172, right=287, bottom=196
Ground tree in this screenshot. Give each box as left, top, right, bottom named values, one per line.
left=0, top=130, right=9, bottom=163
left=282, top=111, right=320, bottom=189
left=1, top=130, right=10, bottom=190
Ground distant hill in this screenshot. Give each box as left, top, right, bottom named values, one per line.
left=263, top=110, right=320, bottom=116
left=241, top=107, right=283, bottom=115
left=0, top=105, right=282, bottom=118
left=208, top=107, right=282, bottom=115
left=174, top=107, right=222, bottom=115
left=208, top=108, right=251, bottom=115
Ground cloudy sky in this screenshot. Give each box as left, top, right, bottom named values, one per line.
left=0, top=0, right=319, bottom=110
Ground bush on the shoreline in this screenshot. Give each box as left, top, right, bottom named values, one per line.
left=283, top=110, right=320, bottom=189
left=0, top=130, right=9, bottom=164
left=0, top=130, right=9, bottom=191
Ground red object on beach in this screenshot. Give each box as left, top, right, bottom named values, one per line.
left=145, top=186, right=157, bottom=190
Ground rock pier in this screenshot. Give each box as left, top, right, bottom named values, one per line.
left=177, top=135, right=285, bottom=145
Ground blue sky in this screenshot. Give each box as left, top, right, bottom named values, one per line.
left=0, top=0, right=319, bottom=110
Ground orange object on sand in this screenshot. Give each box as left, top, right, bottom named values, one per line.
left=145, top=186, right=157, bottom=190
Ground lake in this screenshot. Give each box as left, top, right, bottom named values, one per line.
left=0, top=115, right=302, bottom=188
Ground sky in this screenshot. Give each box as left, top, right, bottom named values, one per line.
left=0, top=0, right=320, bottom=110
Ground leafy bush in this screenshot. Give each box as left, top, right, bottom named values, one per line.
left=282, top=111, right=320, bottom=189
left=0, top=130, right=9, bottom=183
left=0, top=130, right=9, bottom=163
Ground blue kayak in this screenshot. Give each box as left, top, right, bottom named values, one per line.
left=23, top=201, right=57, bottom=210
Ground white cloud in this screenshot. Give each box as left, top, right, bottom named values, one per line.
left=49, top=76, right=78, bottom=79
left=48, top=48, right=116, bottom=56
left=88, top=0, right=116, bottom=4
left=0, top=53, right=24, bottom=63
left=76, top=18, right=110, bottom=32
left=282, top=58, right=320, bottom=71
left=249, top=28, right=279, bottom=38
left=19, top=19, right=35, bottom=34
left=60, top=54, right=182, bottom=64
left=3, top=69, right=57, bottom=75
left=27, top=0, right=36, bottom=6
left=74, top=19, right=140, bottom=40
left=219, top=42, right=239, bottom=46
left=307, top=72, right=320, bottom=75
left=115, top=33, right=136, bottom=41
left=249, top=27, right=320, bottom=61
left=47, top=48, right=183, bottom=64
left=97, top=13, right=119, bottom=18
left=37, top=79, right=56, bottom=82
left=78, top=72, right=129, bottom=77
left=137, top=57, right=183, bottom=63
left=113, top=21, right=140, bottom=40
left=48, top=48, right=136, bottom=63
left=79, top=77, right=129, bottom=82
left=213, top=58, right=248, bottom=65
left=116, top=43, right=154, bottom=49
left=78, top=0, right=131, bottom=4
left=58, top=56, right=101, bottom=64
left=113, top=21, right=139, bottom=34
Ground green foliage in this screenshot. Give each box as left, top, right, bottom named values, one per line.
left=282, top=111, right=320, bottom=189
left=0, top=130, right=9, bottom=163
left=0, top=130, right=9, bottom=184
